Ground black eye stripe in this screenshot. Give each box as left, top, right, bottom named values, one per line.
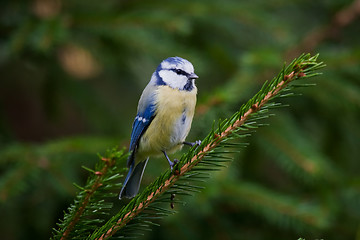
left=172, top=68, right=188, bottom=76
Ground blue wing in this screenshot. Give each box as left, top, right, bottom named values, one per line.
left=128, top=103, right=156, bottom=165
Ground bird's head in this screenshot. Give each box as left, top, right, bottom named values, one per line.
left=155, top=57, right=198, bottom=91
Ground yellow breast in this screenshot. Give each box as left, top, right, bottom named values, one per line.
left=137, top=85, right=197, bottom=159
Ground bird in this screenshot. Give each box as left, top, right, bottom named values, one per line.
left=119, top=56, right=199, bottom=199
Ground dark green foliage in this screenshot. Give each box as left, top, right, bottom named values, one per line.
left=1, top=0, right=360, bottom=239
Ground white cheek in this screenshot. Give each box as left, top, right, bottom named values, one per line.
left=161, top=61, right=172, bottom=69
left=159, top=70, right=188, bottom=89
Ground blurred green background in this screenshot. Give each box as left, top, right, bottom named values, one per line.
left=1, top=0, right=360, bottom=239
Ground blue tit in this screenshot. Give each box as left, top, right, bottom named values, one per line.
left=119, top=56, right=199, bottom=199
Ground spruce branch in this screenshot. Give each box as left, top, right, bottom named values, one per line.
left=286, top=0, right=360, bottom=58
left=52, top=148, right=128, bottom=240
left=60, top=158, right=113, bottom=239
left=90, top=53, right=324, bottom=239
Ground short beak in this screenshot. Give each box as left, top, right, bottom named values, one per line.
left=188, top=73, right=199, bottom=80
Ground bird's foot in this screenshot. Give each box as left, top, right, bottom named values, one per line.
left=183, top=140, right=202, bottom=147
left=170, top=159, right=179, bottom=171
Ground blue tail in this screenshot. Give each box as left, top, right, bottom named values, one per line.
left=119, top=158, right=149, bottom=199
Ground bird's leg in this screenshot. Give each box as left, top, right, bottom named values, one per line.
left=183, top=140, right=202, bottom=147
left=162, top=150, right=179, bottom=171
